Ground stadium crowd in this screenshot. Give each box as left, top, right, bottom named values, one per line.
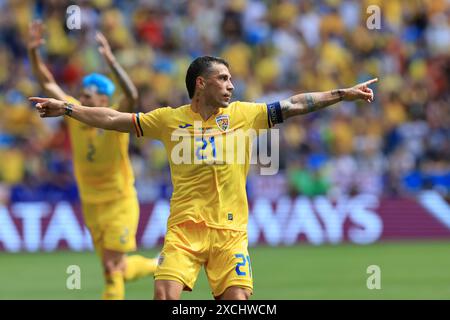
left=0, top=0, right=449, bottom=204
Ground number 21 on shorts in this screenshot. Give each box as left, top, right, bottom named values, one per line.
left=235, top=253, right=252, bottom=278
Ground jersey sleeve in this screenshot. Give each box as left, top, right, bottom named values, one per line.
left=132, top=107, right=170, bottom=140
left=237, top=101, right=272, bottom=130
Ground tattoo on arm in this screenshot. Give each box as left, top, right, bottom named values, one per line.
left=305, top=94, right=315, bottom=112
left=280, top=100, right=294, bottom=119
left=331, top=89, right=344, bottom=101
left=280, top=88, right=346, bottom=120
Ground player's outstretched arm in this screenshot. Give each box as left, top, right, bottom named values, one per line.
left=279, top=78, right=378, bottom=120
left=96, top=31, right=138, bottom=113
left=27, top=20, right=67, bottom=101
left=29, top=97, right=134, bottom=133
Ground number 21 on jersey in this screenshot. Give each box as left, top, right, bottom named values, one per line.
left=195, top=136, right=216, bottom=160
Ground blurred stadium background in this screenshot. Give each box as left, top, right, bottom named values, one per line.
left=0, top=0, right=449, bottom=299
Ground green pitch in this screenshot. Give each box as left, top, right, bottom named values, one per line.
left=1, top=241, right=449, bottom=299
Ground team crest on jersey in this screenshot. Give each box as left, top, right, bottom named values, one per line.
left=215, top=115, right=229, bottom=132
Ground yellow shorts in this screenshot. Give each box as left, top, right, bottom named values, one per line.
left=82, top=196, right=139, bottom=254
left=155, top=220, right=253, bottom=297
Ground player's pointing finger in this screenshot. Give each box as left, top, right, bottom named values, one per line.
left=29, top=97, right=49, bottom=103
left=363, top=78, right=378, bottom=86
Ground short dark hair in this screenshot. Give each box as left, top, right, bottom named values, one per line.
left=185, top=56, right=229, bottom=99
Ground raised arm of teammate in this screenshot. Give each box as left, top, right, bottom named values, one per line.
left=278, top=78, right=378, bottom=120
left=96, top=31, right=139, bottom=112
left=27, top=20, right=67, bottom=101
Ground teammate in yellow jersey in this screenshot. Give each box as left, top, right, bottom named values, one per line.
left=30, top=55, right=377, bottom=300
left=27, top=20, right=157, bottom=300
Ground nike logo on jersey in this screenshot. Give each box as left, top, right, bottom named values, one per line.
left=178, top=123, right=193, bottom=128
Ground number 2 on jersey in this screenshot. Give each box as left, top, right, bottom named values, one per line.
left=87, top=142, right=96, bottom=162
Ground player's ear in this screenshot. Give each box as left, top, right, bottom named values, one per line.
left=196, top=76, right=206, bottom=91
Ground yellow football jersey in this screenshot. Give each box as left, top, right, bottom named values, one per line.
left=133, top=101, right=271, bottom=231
left=65, top=96, right=136, bottom=203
